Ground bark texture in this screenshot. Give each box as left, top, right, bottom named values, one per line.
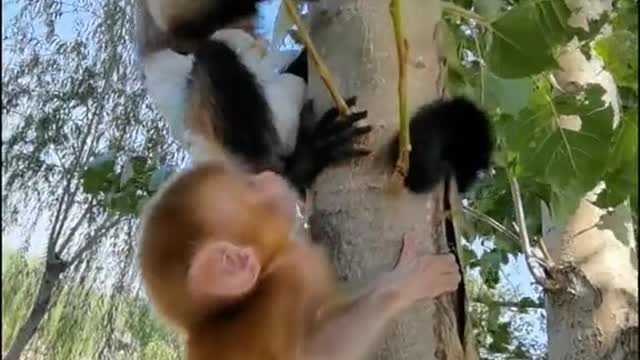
left=305, top=1, right=477, bottom=359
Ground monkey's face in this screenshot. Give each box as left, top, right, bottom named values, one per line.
left=246, top=171, right=297, bottom=223
left=194, top=168, right=298, bottom=252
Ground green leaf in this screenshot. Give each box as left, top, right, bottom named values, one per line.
left=518, top=296, right=540, bottom=312
left=462, top=244, right=478, bottom=264
left=488, top=322, right=512, bottom=353
left=596, top=110, right=638, bottom=209
left=610, top=110, right=638, bottom=171
left=486, top=0, right=573, bottom=78
left=105, top=191, right=140, bottom=215
left=474, top=0, right=504, bottom=19
left=612, top=0, right=638, bottom=33
left=504, top=84, right=614, bottom=222
left=478, top=249, right=503, bottom=288
left=477, top=70, right=533, bottom=115
left=82, top=153, right=117, bottom=194
left=550, top=181, right=585, bottom=225
left=594, top=31, right=638, bottom=92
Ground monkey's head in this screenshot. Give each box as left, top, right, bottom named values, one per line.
left=139, top=163, right=300, bottom=329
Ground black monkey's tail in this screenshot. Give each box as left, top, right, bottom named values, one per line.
left=391, top=97, right=493, bottom=194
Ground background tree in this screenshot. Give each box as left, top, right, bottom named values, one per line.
left=2, top=0, right=184, bottom=358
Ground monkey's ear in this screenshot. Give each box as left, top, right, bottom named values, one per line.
left=188, top=241, right=261, bottom=299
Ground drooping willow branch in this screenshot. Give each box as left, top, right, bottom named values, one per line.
left=389, top=0, right=411, bottom=186
left=283, top=0, right=350, bottom=115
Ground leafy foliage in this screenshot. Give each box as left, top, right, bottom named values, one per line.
left=444, top=0, right=638, bottom=357
left=2, top=251, right=181, bottom=359
left=82, top=154, right=175, bottom=216
left=485, top=0, right=573, bottom=78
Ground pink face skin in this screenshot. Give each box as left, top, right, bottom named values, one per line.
left=186, top=170, right=300, bottom=304
left=246, top=171, right=298, bottom=223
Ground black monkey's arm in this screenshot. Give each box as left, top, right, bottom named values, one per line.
left=285, top=97, right=371, bottom=194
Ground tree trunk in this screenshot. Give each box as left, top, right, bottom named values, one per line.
left=306, top=1, right=476, bottom=359
left=543, top=197, right=638, bottom=359
left=3, top=260, right=66, bottom=360
left=542, top=2, right=639, bottom=357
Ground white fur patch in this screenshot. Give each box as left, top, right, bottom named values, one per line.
left=143, top=49, right=194, bottom=144
left=211, top=29, right=307, bottom=156
left=263, top=74, right=306, bottom=154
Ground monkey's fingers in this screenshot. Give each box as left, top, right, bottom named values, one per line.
left=319, top=110, right=368, bottom=138
left=395, top=235, right=417, bottom=269
left=315, top=97, right=360, bottom=132
left=431, top=273, right=462, bottom=296
left=345, top=96, right=358, bottom=108
left=321, top=125, right=372, bottom=150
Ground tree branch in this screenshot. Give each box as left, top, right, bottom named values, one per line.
left=283, top=0, right=350, bottom=115
left=67, top=217, right=121, bottom=266
left=462, top=205, right=520, bottom=244
left=56, top=200, right=96, bottom=253
left=471, top=296, right=545, bottom=309
left=388, top=0, right=411, bottom=190
left=508, top=174, right=554, bottom=288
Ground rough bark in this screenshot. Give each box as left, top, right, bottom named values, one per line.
left=3, top=260, right=67, bottom=360
left=541, top=1, right=639, bottom=358
left=305, top=1, right=476, bottom=359
left=543, top=198, right=638, bottom=360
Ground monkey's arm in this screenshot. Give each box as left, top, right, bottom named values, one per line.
left=300, top=279, right=405, bottom=360
left=300, top=238, right=461, bottom=360
left=284, top=97, right=371, bottom=194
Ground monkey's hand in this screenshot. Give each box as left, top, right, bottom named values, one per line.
left=299, top=236, right=459, bottom=360
left=380, top=235, right=461, bottom=310
left=284, top=96, right=372, bottom=194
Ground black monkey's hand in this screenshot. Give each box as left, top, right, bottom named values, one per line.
left=285, top=97, right=372, bottom=194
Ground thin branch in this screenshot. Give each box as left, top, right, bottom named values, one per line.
left=56, top=200, right=96, bottom=253
left=388, top=0, right=411, bottom=191
left=46, top=172, right=76, bottom=257
left=462, top=205, right=520, bottom=244
left=508, top=174, right=552, bottom=287
left=283, top=0, right=350, bottom=115
left=441, top=2, right=491, bottom=25
left=471, top=296, right=545, bottom=309
left=67, top=217, right=121, bottom=266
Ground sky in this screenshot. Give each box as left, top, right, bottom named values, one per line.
left=1, top=0, right=546, bottom=351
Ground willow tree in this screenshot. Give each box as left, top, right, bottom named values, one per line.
left=2, top=0, right=184, bottom=359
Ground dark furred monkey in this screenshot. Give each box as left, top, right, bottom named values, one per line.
left=136, top=0, right=371, bottom=194
left=390, top=96, right=494, bottom=195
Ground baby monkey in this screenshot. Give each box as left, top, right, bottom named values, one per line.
left=139, top=163, right=460, bottom=360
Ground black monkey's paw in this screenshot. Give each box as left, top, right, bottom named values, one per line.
left=284, top=97, right=372, bottom=194
left=311, top=96, right=372, bottom=167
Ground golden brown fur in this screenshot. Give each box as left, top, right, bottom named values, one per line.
left=139, top=164, right=340, bottom=359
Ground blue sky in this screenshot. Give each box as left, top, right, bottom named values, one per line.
left=2, top=0, right=546, bottom=351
